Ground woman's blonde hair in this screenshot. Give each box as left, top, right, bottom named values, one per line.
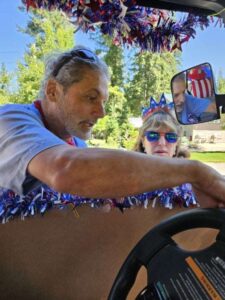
left=133, top=110, right=182, bottom=156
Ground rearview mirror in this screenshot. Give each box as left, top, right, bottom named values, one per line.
left=171, top=63, right=219, bottom=125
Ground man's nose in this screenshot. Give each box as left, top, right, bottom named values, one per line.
left=93, top=102, right=105, bottom=118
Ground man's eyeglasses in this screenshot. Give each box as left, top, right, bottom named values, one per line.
left=52, top=49, right=98, bottom=77
left=145, top=131, right=178, bottom=143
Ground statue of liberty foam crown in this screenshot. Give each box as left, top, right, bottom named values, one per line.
left=142, top=93, right=175, bottom=120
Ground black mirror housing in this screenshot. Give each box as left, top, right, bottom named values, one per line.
left=171, top=63, right=220, bottom=125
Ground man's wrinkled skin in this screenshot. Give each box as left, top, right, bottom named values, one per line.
left=27, top=67, right=225, bottom=208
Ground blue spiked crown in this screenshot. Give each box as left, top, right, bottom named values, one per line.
left=142, top=93, right=174, bottom=120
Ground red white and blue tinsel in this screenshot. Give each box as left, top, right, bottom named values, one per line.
left=0, top=183, right=197, bottom=223
left=21, top=0, right=223, bottom=52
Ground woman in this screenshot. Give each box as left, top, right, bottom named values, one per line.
left=134, top=107, right=181, bottom=158
left=123, top=94, right=196, bottom=210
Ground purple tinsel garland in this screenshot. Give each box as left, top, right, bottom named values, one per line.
left=0, top=184, right=197, bottom=223
left=21, top=0, right=223, bottom=52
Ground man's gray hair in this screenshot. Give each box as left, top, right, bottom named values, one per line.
left=38, top=45, right=110, bottom=98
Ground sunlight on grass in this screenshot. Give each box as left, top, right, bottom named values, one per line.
left=190, top=152, right=225, bottom=162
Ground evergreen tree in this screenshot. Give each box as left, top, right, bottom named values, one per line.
left=125, top=51, right=180, bottom=115
left=91, top=31, right=131, bottom=146
left=0, top=63, right=12, bottom=104
left=217, top=70, right=225, bottom=129
left=217, top=70, right=225, bottom=93
left=94, top=32, right=124, bottom=88
left=14, top=9, right=75, bottom=103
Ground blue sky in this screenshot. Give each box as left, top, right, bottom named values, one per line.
left=1, top=0, right=225, bottom=81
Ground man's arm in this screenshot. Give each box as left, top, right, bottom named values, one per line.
left=190, top=96, right=216, bottom=116
left=28, top=145, right=225, bottom=207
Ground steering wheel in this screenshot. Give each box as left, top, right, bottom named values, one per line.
left=108, top=208, right=225, bottom=300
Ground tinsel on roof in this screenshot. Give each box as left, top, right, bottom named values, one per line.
left=21, top=0, right=223, bottom=52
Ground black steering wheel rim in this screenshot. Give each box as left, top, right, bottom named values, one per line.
left=108, top=208, right=225, bottom=300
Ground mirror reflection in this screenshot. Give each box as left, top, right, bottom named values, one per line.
left=171, top=63, right=218, bottom=125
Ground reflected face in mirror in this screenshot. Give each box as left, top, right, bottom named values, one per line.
left=171, top=63, right=218, bottom=125
left=172, top=76, right=186, bottom=113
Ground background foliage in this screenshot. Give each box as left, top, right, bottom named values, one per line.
left=1, top=9, right=183, bottom=149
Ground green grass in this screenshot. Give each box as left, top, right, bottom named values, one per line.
left=190, top=152, right=225, bottom=162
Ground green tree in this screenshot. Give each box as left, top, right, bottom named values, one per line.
left=106, top=85, right=129, bottom=122
left=125, top=51, right=180, bottom=115
left=120, top=122, right=138, bottom=150
left=217, top=70, right=225, bottom=93
left=92, top=115, right=120, bottom=147
left=90, top=31, right=131, bottom=147
left=217, top=71, right=225, bottom=129
left=94, top=32, right=124, bottom=88
left=92, top=86, right=131, bottom=148
left=0, top=63, right=13, bottom=104
left=14, top=9, right=75, bottom=103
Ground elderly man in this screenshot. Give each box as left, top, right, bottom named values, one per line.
left=0, top=46, right=225, bottom=208
left=172, top=73, right=217, bottom=124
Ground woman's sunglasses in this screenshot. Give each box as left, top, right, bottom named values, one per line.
left=145, top=131, right=178, bottom=143
left=52, top=49, right=98, bottom=77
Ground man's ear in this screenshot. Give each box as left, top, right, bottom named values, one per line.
left=45, top=79, right=62, bottom=102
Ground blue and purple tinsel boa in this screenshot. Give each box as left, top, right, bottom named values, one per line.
left=0, top=183, right=197, bottom=223
left=21, top=0, right=221, bottom=53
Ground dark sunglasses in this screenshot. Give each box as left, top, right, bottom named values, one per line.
left=145, top=131, right=178, bottom=143
left=52, top=49, right=98, bottom=77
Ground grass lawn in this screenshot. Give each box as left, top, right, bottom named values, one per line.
left=190, top=152, right=225, bottom=162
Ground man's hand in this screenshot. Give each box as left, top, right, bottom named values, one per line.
left=192, top=162, right=225, bottom=208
